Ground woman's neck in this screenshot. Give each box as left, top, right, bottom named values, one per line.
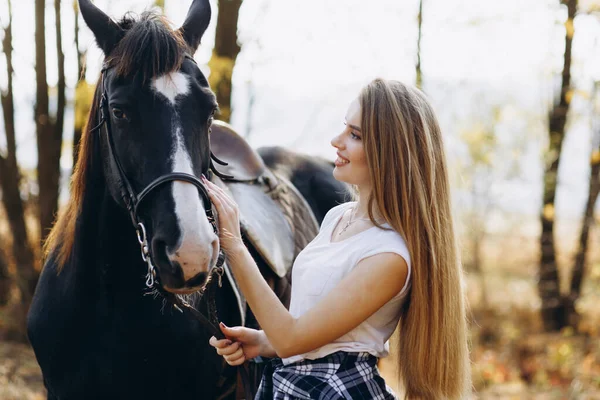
left=354, top=185, right=382, bottom=221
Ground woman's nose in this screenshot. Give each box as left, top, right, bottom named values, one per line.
left=331, top=133, right=343, bottom=149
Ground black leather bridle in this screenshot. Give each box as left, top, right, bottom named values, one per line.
left=90, top=57, right=227, bottom=295
left=89, top=57, right=236, bottom=328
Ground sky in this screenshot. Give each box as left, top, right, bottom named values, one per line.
left=0, top=0, right=599, bottom=226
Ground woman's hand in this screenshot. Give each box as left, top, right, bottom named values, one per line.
left=202, top=176, right=245, bottom=254
left=208, top=323, right=269, bottom=366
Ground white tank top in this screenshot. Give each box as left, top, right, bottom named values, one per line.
left=282, top=201, right=412, bottom=365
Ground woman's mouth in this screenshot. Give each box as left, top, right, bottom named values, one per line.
left=335, top=155, right=349, bottom=166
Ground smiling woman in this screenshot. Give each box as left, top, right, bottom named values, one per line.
left=208, top=78, right=471, bottom=400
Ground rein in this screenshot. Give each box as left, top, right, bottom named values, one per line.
left=91, top=56, right=256, bottom=399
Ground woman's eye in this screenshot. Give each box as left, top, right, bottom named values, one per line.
left=350, top=132, right=361, bottom=140
left=112, top=108, right=126, bottom=119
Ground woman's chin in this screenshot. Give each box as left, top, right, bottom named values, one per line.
left=332, top=167, right=352, bottom=184
left=333, top=168, right=369, bottom=189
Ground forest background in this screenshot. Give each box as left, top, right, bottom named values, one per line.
left=0, top=0, right=599, bottom=398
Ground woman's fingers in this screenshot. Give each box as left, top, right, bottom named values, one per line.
left=209, top=336, right=246, bottom=366
left=223, top=345, right=244, bottom=360
left=205, top=186, right=236, bottom=220
left=216, top=341, right=241, bottom=356
left=226, top=353, right=246, bottom=366
left=209, top=336, right=232, bottom=349
left=223, top=347, right=245, bottom=365
left=203, top=178, right=238, bottom=211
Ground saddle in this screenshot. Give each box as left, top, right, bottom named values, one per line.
left=210, top=121, right=276, bottom=185
left=209, top=121, right=320, bottom=324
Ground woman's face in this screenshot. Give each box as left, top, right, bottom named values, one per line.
left=330, top=98, right=370, bottom=188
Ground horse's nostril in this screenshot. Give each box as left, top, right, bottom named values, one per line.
left=151, top=237, right=174, bottom=272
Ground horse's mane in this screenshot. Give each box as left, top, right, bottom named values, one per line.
left=44, top=12, right=187, bottom=270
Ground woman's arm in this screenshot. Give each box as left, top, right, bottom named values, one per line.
left=204, top=177, right=409, bottom=359
left=227, top=244, right=408, bottom=358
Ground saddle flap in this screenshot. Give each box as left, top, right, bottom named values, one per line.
left=224, top=182, right=295, bottom=278
left=210, top=121, right=267, bottom=182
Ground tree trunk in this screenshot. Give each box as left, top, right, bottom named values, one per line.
left=0, top=244, right=9, bottom=306
left=36, top=0, right=66, bottom=244
left=55, top=0, right=66, bottom=174
left=73, top=0, right=87, bottom=169
left=208, top=0, right=243, bottom=123
left=567, top=83, right=600, bottom=328
left=0, top=0, right=38, bottom=306
left=538, top=0, right=577, bottom=332
left=415, top=0, right=423, bottom=89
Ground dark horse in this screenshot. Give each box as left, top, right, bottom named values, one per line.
left=27, top=0, right=347, bottom=399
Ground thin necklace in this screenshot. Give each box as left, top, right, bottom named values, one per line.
left=337, top=207, right=371, bottom=236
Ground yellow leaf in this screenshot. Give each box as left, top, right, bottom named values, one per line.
left=208, top=53, right=235, bottom=86
left=543, top=204, right=555, bottom=221
left=591, top=150, right=600, bottom=165
left=74, top=81, right=95, bottom=131
left=565, top=18, right=574, bottom=39
left=565, top=89, right=574, bottom=104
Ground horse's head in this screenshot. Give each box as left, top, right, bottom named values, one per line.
left=79, top=0, right=219, bottom=293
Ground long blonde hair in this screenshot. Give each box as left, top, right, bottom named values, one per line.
left=359, top=79, right=471, bottom=399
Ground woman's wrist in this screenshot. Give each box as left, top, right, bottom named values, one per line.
left=224, top=240, right=248, bottom=263
left=258, top=330, right=277, bottom=358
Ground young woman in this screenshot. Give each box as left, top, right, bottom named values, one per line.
left=205, top=78, right=471, bottom=399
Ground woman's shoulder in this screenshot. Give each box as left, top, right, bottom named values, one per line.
left=364, top=225, right=411, bottom=267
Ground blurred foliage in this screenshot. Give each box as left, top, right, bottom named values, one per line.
left=73, top=80, right=94, bottom=132
left=208, top=53, right=235, bottom=122
left=460, top=122, right=496, bottom=167
left=154, top=0, right=165, bottom=11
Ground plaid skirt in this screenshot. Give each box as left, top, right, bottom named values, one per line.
left=254, top=351, right=398, bottom=400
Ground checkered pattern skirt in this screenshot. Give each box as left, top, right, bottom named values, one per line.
left=254, top=351, right=398, bottom=400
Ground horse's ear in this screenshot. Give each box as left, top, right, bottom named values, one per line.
left=78, top=0, right=123, bottom=55
left=178, top=0, right=212, bottom=53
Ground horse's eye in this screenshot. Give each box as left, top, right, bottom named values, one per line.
left=112, top=108, right=126, bottom=119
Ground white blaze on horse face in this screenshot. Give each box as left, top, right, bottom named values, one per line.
left=152, top=72, right=190, bottom=105
left=153, top=72, right=218, bottom=282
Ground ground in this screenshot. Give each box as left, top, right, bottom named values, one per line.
left=2, top=331, right=599, bottom=399
left=0, top=341, right=45, bottom=400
